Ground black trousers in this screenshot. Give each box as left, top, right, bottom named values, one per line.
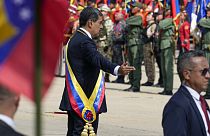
left=67, top=110, right=99, bottom=136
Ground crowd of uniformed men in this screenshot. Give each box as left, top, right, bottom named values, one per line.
left=63, top=0, right=210, bottom=98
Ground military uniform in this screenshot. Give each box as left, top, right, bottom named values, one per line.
left=125, top=15, right=143, bottom=91
left=97, top=16, right=113, bottom=60
left=158, top=18, right=175, bottom=94
left=97, top=15, right=113, bottom=82
left=111, top=19, right=126, bottom=83
left=198, top=15, right=210, bottom=97
left=154, top=20, right=163, bottom=87
left=142, top=21, right=156, bottom=86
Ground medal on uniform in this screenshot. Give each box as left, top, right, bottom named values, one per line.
left=65, top=45, right=105, bottom=136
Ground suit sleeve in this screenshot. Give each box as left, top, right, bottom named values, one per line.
left=162, top=101, right=188, bottom=136
left=81, top=39, right=117, bottom=75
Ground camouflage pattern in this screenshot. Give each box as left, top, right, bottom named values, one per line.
left=143, top=22, right=156, bottom=83
left=143, top=42, right=155, bottom=83
left=97, top=16, right=113, bottom=61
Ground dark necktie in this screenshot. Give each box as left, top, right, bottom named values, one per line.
left=200, top=95, right=210, bottom=134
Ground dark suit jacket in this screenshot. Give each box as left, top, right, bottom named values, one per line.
left=0, top=120, right=24, bottom=136
left=162, top=85, right=208, bottom=136
left=59, top=28, right=117, bottom=113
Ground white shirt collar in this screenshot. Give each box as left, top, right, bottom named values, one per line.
left=0, top=114, right=16, bottom=129
left=184, top=85, right=200, bottom=101
left=80, top=28, right=92, bottom=39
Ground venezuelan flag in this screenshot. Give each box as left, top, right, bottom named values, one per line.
left=0, top=0, right=34, bottom=64
left=0, top=1, right=16, bottom=47
left=0, top=0, right=69, bottom=100
left=171, top=0, right=180, bottom=25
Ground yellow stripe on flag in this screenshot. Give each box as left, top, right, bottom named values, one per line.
left=0, top=0, right=17, bottom=45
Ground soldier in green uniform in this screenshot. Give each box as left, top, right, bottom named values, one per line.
left=124, top=2, right=143, bottom=92
left=158, top=7, right=175, bottom=95
left=198, top=3, right=210, bottom=99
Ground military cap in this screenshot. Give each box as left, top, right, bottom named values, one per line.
left=207, top=2, right=210, bottom=11
left=131, top=2, right=143, bottom=9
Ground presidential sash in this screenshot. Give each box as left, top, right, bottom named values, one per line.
left=65, top=43, right=105, bottom=124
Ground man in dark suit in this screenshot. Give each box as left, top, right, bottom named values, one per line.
left=59, top=7, right=135, bottom=136
left=162, top=50, right=210, bottom=136
left=0, top=85, right=24, bottom=136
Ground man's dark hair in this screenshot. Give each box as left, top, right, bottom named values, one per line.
left=177, top=50, right=205, bottom=82
left=79, top=7, right=103, bottom=27
left=0, top=85, right=15, bottom=101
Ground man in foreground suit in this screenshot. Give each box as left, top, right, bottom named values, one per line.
left=162, top=50, right=210, bottom=136
left=59, top=7, right=135, bottom=136
left=0, top=85, right=24, bottom=136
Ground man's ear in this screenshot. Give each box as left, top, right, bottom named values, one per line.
left=14, top=95, right=20, bottom=108
left=183, top=69, right=190, bottom=80
left=87, top=20, right=93, bottom=28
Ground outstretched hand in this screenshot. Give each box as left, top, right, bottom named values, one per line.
left=118, top=62, right=135, bottom=75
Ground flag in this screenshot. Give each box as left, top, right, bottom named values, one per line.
left=0, top=0, right=69, bottom=100
left=186, top=0, right=198, bottom=32
left=183, top=0, right=188, bottom=6
left=166, top=0, right=170, bottom=5
left=186, top=0, right=195, bottom=22
left=196, top=0, right=207, bottom=22
left=125, top=0, right=135, bottom=13
left=171, top=0, right=180, bottom=25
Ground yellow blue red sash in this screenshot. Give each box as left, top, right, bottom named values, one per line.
left=65, top=45, right=105, bottom=123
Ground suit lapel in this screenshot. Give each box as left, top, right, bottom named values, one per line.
left=0, top=119, right=12, bottom=129
left=181, top=86, right=207, bottom=136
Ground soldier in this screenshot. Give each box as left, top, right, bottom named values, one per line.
left=97, top=4, right=114, bottom=82
left=177, top=11, right=190, bottom=59
left=198, top=2, right=210, bottom=99
left=141, top=11, right=156, bottom=86
left=153, top=10, right=164, bottom=87
left=111, top=11, right=126, bottom=83
left=158, top=7, right=175, bottom=95
left=124, top=2, right=143, bottom=92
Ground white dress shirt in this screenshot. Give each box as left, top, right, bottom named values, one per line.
left=185, top=85, right=210, bottom=136
left=0, top=114, right=16, bottom=130
left=79, top=28, right=120, bottom=76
